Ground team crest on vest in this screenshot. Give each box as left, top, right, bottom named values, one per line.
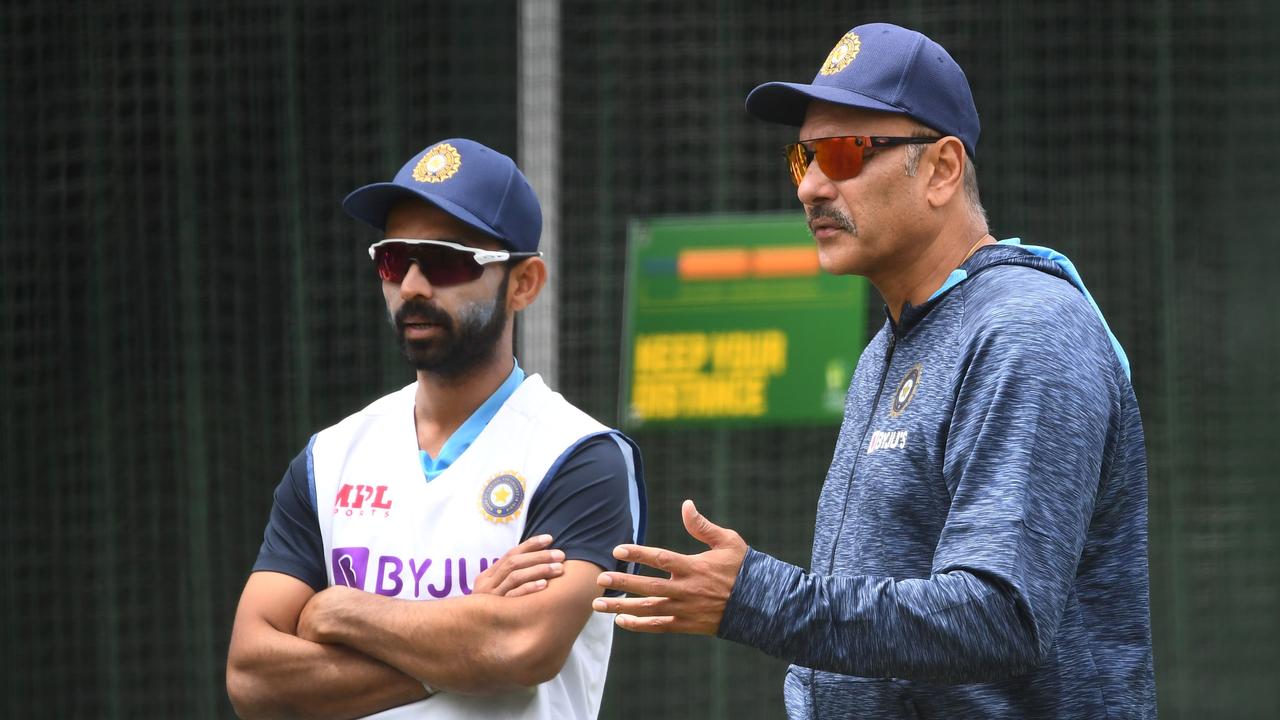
left=412, top=142, right=462, bottom=183
left=480, top=471, right=527, bottom=523
left=889, top=363, right=922, bottom=417
left=819, top=31, right=861, bottom=75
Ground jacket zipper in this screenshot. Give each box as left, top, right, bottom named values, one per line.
left=811, top=331, right=897, bottom=718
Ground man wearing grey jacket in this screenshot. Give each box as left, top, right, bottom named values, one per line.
left=590, top=23, right=1154, bottom=719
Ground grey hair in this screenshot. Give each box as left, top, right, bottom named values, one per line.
left=903, top=129, right=987, bottom=228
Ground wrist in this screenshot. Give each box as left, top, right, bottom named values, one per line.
left=306, top=586, right=368, bottom=644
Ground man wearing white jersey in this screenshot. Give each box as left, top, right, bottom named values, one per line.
left=227, top=138, right=646, bottom=720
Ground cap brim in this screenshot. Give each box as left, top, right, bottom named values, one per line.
left=341, top=183, right=505, bottom=245
left=745, top=81, right=906, bottom=126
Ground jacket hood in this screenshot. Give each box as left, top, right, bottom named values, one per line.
left=916, top=238, right=1131, bottom=379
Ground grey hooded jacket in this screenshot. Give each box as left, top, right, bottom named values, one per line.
left=719, top=241, right=1154, bottom=719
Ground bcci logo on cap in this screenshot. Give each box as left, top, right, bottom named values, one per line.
left=820, top=31, right=861, bottom=75
left=480, top=471, right=526, bottom=523
left=412, top=142, right=462, bottom=183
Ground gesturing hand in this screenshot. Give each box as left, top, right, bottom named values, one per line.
left=591, top=499, right=748, bottom=636
left=472, top=534, right=566, bottom=597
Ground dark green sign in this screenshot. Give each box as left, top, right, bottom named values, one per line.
left=620, top=214, right=868, bottom=427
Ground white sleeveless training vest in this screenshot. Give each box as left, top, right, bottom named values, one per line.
left=312, top=375, right=630, bottom=719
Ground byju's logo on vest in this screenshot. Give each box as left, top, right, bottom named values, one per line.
left=333, top=483, right=393, bottom=518
left=331, top=547, right=501, bottom=599
left=332, top=547, right=371, bottom=589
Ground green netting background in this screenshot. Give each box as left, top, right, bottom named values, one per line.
left=2, top=1, right=1277, bottom=717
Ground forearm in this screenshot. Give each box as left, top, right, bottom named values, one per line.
left=718, top=548, right=1041, bottom=683
left=313, top=591, right=562, bottom=695
left=227, top=622, right=427, bottom=719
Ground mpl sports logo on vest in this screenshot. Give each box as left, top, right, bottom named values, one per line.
left=331, top=547, right=501, bottom=598
left=333, top=483, right=393, bottom=518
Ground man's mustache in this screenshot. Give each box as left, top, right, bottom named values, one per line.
left=394, top=298, right=453, bottom=332
left=806, top=204, right=856, bottom=234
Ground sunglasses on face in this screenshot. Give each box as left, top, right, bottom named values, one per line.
left=367, top=239, right=541, bottom=286
left=784, top=135, right=942, bottom=186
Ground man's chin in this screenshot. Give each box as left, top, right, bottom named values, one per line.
left=401, top=344, right=496, bottom=379
left=400, top=340, right=449, bottom=370
left=816, top=246, right=870, bottom=277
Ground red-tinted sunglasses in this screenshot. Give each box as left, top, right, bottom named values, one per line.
left=784, top=135, right=941, bottom=186
left=368, top=239, right=541, bottom=286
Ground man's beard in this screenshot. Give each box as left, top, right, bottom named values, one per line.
left=390, top=273, right=510, bottom=379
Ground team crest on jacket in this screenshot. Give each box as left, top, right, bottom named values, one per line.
left=480, top=471, right=526, bottom=523
left=889, top=363, right=922, bottom=417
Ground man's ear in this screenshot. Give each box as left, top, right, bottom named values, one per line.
left=925, top=136, right=966, bottom=209
left=507, top=256, right=547, bottom=312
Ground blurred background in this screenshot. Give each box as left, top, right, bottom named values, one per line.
left=3, top=0, right=1278, bottom=717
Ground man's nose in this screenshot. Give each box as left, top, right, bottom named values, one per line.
left=796, top=159, right=836, bottom=206
left=399, top=261, right=434, bottom=299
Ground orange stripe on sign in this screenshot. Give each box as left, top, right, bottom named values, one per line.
left=750, top=247, right=819, bottom=277
left=678, top=249, right=751, bottom=279
left=677, top=247, right=819, bottom=280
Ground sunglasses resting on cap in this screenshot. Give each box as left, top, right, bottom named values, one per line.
left=785, top=135, right=941, bottom=186
left=369, top=239, right=542, bottom=286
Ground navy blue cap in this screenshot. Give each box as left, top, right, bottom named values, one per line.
left=746, top=23, right=980, bottom=159
left=342, top=139, right=542, bottom=253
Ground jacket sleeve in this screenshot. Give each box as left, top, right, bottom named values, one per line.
left=717, top=288, right=1122, bottom=683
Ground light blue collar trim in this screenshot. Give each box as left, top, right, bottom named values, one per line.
left=928, top=268, right=970, bottom=302
left=419, top=360, right=525, bottom=482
